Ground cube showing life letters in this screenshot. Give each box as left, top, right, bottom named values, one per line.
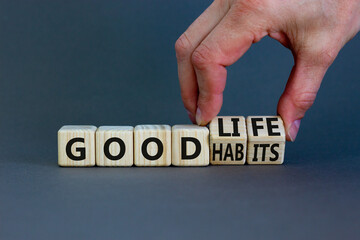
left=58, top=125, right=97, bottom=167
left=209, top=116, right=247, bottom=165
left=134, top=125, right=171, bottom=166
left=172, top=125, right=209, bottom=166
left=246, top=116, right=285, bottom=164
left=96, top=126, right=134, bottom=166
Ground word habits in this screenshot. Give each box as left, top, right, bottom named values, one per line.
left=58, top=116, right=285, bottom=167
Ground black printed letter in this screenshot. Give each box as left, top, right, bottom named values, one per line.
left=141, top=137, right=163, bottom=160
left=251, top=118, right=264, bottom=136
left=66, top=138, right=85, bottom=161
left=104, top=137, right=126, bottom=161
left=218, top=118, right=231, bottom=136
left=270, top=144, right=279, bottom=161
left=235, top=143, right=244, bottom=161
left=181, top=137, right=201, bottom=160
left=223, top=144, right=234, bottom=161
left=266, top=118, right=281, bottom=136
left=212, top=143, right=223, bottom=161
left=231, top=118, right=240, bottom=137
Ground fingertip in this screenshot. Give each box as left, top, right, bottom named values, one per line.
left=187, top=110, right=196, bottom=124
left=287, top=119, right=301, bottom=142
left=195, top=107, right=223, bottom=126
left=197, top=92, right=223, bottom=126
left=277, top=95, right=298, bottom=142
left=195, top=108, right=207, bottom=126
left=196, top=107, right=217, bottom=126
left=195, top=108, right=201, bottom=125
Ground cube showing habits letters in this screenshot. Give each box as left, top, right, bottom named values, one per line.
left=58, top=125, right=96, bottom=167
left=134, top=125, right=171, bottom=166
left=172, top=125, right=209, bottom=166
left=96, top=126, right=133, bottom=167
left=246, top=116, right=285, bottom=164
left=209, top=116, right=247, bottom=165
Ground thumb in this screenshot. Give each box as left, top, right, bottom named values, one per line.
left=277, top=53, right=333, bottom=141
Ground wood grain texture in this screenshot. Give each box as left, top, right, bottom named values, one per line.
left=96, top=126, right=133, bottom=167
left=58, top=125, right=96, bottom=167
left=134, top=125, right=171, bottom=166
left=209, top=116, right=247, bottom=165
left=246, top=116, right=285, bottom=164
left=172, top=125, right=209, bottom=166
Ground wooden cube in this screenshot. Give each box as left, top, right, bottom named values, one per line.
left=134, top=125, right=171, bottom=166
left=209, top=116, right=247, bottom=165
left=58, top=125, right=97, bottom=167
left=172, top=125, right=209, bottom=166
left=96, top=126, right=133, bottom=167
left=246, top=116, right=285, bottom=164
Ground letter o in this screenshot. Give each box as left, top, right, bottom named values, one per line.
left=141, top=137, right=163, bottom=160
left=104, top=137, right=126, bottom=161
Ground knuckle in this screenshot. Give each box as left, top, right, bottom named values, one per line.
left=317, top=50, right=336, bottom=68
left=214, top=0, right=231, bottom=9
left=191, top=44, right=212, bottom=68
left=301, top=47, right=337, bottom=69
left=175, top=33, right=193, bottom=60
left=291, top=91, right=317, bottom=111
left=233, top=0, right=268, bottom=13
left=215, top=0, right=228, bottom=4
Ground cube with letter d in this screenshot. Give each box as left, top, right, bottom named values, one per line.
left=172, top=125, right=209, bottom=166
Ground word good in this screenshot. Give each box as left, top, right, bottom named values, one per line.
left=58, top=116, right=285, bottom=167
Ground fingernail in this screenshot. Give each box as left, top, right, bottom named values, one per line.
left=195, top=108, right=202, bottom=125
left=187, top=110, right=196, bottom=124
left=289, top=119, right=301, bottom=142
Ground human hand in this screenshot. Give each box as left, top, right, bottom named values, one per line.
left=175, top=0, right=360, bottom=141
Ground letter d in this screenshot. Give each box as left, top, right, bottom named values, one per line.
left=181, top=137, right=201, bottom=160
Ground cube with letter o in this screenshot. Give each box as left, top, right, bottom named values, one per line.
left=134, top=125, right=171, bottom=166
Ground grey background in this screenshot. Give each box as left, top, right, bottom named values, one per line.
left=0, top=0, right=359, bottom=239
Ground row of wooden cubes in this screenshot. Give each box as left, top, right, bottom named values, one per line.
left=58, top=116, right=285, bottom=167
